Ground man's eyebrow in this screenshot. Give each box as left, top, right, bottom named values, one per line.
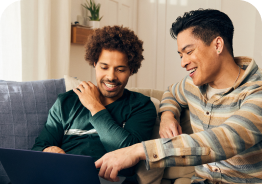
left=177, top=44, right=194, bottom=54
left=99, top=63, right=128, bottom=68
left=99, top=62, right=108, bottom=65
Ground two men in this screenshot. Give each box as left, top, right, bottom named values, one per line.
left=96, top=9, right=262, bottom=183
left=32, top=26, right=156, bottom=179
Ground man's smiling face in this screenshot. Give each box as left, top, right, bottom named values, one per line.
left=95, top=49, right=131, bottom=102
left=177, top=28, right=220, bottom=86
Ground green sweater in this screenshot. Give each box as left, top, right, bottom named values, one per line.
left=32, top=89, right=156, bottom=162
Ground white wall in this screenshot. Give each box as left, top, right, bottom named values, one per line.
left=254, top=5, right=262, bottom=62
left=136, top=0, right=219, bottom=90
left=69, top=0, right=92, bottom=83
left=222, top=0, right=261, bottom=61
left=134, top=0, right=262, bottom=90
left=222, top=0, right=257, bottom=56
left=69, top=0, right=137, bottom=88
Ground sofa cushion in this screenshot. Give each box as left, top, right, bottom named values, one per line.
left=0, top=79, right=66, bottom=184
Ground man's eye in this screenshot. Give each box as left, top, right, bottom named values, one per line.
left=187, top=51, right=192, bottom=55
left=101, top=67, right=107, bottom=70
left=118, top=69, right=125, bottom=72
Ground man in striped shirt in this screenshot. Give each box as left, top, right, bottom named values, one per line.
left=96, top=9, right=262, bottom=184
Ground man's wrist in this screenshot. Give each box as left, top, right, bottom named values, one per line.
left=161, top=111, right=175, bottom=119
left=134, top=143, right=146, bottom=160
left=89, top=103, right=106, bottom=116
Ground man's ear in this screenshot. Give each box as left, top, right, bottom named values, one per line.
left=214, top=36, right=224, bottom=54
left=94, top=62, right=96, bottom=68
left=130, top=69, right=133, bottom=76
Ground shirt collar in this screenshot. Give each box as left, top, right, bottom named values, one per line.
left=199, top=56, right=258, bottom=94
left=233, top=56, right=258, bottom=89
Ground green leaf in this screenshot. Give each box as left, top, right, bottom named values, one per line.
left=82, top=0, right=102, bottom=21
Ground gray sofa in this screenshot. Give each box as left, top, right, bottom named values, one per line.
left=0, top=79, right=65, bottom=183
left=0, top=78, right=195, bottom=184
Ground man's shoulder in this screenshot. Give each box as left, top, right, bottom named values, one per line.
left=241, top=67, right=262, bottom=87
left=170, top=75, right=195, bottom=91
left=125, top=89, right=151, bottom=101
left=123, top=89, right=156, bottom=114
left=57, top=90, right=78, bottom=103
left=123, top=89, right=154, bottom=108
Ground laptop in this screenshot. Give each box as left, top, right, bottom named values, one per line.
left=0, top=147, right=101, bottom=184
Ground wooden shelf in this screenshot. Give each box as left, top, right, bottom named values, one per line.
left=71, top=25, right=94, bottom=45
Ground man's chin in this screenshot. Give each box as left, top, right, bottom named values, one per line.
left=101, top=90, right=121, bottom=98
left=192, top=81, right=203, bottom=86
left=98, top=84, right=125, bottom=99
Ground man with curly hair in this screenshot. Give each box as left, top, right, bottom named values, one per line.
left=31, top=26, right=157, bottom=182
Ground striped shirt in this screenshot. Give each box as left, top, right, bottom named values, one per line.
left=142, top=57, right=262, bottom=183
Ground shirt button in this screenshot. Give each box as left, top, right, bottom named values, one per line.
left=206, top=111, right=210, bottom=115
left=153, top=154, right=158, bottom=158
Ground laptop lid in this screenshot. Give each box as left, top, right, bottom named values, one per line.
left=0, top=148, right=101, bottom=184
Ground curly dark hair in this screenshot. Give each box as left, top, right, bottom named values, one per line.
left=170, top=9, right=234, bottom=56
left=85, top=25, right=144, bottom=75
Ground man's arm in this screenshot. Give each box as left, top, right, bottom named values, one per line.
left=159, top=79, right=188, bottom=138
left=31, top=97, right=65, bottom=153
left=144, top=87, right=262, bottom=169
left=96, top=87, right=262, bottom=181
left=73, top=81, right=157, bottom=152
left=95, top=143, right=146, bottom=182
left=89, top=103, right=156, bottom=152
left=159, top=111, right=182, bottom=138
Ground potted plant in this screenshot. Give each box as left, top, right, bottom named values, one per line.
left=82, top=0, right=103, bottom=29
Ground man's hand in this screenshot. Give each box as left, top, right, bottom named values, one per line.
left=95, top=143, right=146, bottom=182
left=43, top=146, right=66, bottom=154
left=73, top=81, right=105, bottom=116
left=159, top=111, right=182, bottom=138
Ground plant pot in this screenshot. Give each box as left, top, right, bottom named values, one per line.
left=89, top=21, right=100, bottom=29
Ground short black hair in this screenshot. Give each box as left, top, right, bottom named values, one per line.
left=170, top=9, right=234, bottom=56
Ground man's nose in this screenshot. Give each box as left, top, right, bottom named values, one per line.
left=107, top=69, right=117, bottom=81
left=181, top=56, right=190, bottom=68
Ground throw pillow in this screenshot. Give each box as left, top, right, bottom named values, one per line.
left=64, top=75, right=82, bottom=92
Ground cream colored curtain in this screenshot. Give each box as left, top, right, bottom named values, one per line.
left=0, top=1, right=22, bottom=81
left=20, top=0, right=71, bottom=81
left=0, top=0, right=71, bottom=81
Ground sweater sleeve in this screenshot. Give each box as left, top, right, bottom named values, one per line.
left=159, top=78, right=188, bottom=120
left=89, top=98, right=157, bottom=152
left=31, top=97, right=64, bottom=151
left=143, top=87, right=262, bottom=170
